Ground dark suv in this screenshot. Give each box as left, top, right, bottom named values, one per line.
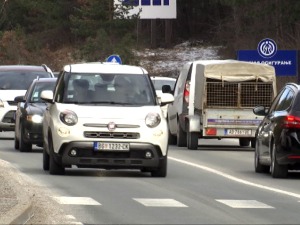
left=253, top=83, right=300, bottom=178
left=0, top=65, right=54, bottom=132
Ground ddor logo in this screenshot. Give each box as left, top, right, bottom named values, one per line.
left=257, top=38, right=277, bottom=58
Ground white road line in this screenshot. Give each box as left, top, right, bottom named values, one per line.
left=169, top=157, right=300, bottom=199
left=216, top=200, right=274, bottom=208
left=133, top=198, right=188, bottom=207
left=52, top=196, right=101, bottom=205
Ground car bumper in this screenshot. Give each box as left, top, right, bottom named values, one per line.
left=0, top=110, right=16, bottom=131
left=55, top=141, right=166, bottom=169
left=276, top=130, right=300, bottom=165
left=23, top=122, right=43, bottom=145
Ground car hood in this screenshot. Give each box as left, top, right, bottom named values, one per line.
left=27, top=103, right=47, bottom=114
left=0, top=90, right=26, bottom=101
left=56, top=104, right=163, bottom=119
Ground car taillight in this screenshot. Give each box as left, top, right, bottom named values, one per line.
left=184, top=81, right=190, bottom=103
left=283, top=115, right=300, bottom=128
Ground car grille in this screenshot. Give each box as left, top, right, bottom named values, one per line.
left=84, top=131, right=140, bottom=139
left=7, top=101, right=18, bottom=106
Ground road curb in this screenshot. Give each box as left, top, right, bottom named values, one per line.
left=0, top=159, right=34, bottom=224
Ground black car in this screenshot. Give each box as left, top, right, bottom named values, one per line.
left=14, top=77, right=57, bottom=152
left=253, top=83, right=300, bottom=178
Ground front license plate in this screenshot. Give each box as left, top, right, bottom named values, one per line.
left=225, top=129, right=252, bottom=136
left=94, top=142, right=130, bottom=151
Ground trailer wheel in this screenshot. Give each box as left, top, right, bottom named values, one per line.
left=239, top=138, right=250, bottom=147
left=187, top=131, right=198, bottom=150
left=177, top=121, right=187, bottom=147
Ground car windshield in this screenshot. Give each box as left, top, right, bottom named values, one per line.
left=59, top=73, right=156, bottom=106
left=30, top=81, right=56, bottom=103
left=152, top=79, right=176, bottom=91
left=0, top=71, right=52, bottom=90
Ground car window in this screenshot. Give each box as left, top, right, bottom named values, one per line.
left=58, top=73, right=156, bottom=105
left=0, top=71, right=52, bottom=90
left=275, top=88, right=294, bottom=111
left=30, top=81, right=56, bottom=103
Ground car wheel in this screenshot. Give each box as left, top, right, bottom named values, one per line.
left=250, top=138, right=256, bottom=148
left=48, top=135, right=65, bottom=175
left=177, top=121, right=187, bottom=147
left=151, top=156, right=167, bottom=177
left=254, top=140, right=269, bottom=173
left=168, top=124, right=176, bottom=145
left=239, top=138, right=250, bottom=147
left=187, top=123, right=198, bottom=150
left=19, top=123, right=32, bottom=152
left=270, top=142, right=288, bottom=178
left=14, top=132, right=19, bottom=150
left=43, top=147, right=50, bottom=171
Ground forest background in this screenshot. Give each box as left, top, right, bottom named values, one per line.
left=0, top=0, right=299, bottom=87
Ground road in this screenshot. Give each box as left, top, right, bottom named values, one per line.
left=1, top=132, right=300, bottom=224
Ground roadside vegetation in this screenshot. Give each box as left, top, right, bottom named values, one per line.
left=0, top=0, right=299, bottom=83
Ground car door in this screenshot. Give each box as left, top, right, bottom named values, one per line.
left=258, top=88, right=293, bottom=160
left=167, top=63, right=191, bottom=135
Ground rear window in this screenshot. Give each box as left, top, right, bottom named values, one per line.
left=152, top=79, right=176, bottom=91
left=0, top=71, right=52, bottom=90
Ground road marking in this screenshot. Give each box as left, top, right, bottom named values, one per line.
left=216, top=200, right=274, bottom=208
left=169, top=157, right=300, bottom=199
left=133, top=198, right=188, bottom=207
left=52, top=196, right=101, bottom=205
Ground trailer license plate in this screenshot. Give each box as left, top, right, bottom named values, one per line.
left=225, top=129, right=252, bottom=136
left=94, top=142, right=130, bottom=151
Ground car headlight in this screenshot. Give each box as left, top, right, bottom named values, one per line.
left=145, top=112, right=161, bottom=128
left=27, top=115, right=43, bottom=123
left=60, top=110, right=78, bottom=126
left=0, top=100, right=4, bottom=108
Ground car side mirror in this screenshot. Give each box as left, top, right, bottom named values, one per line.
left=40, top=90, right=54, bottom=103
left=253, top=105, right=268, bottom=116
left=14, top=95, right=25, bottom=103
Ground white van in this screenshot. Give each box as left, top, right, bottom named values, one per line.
left=167, top=59, right=277, bottom=150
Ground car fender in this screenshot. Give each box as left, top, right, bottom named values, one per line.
left=186, top=114, right=201, bottom=132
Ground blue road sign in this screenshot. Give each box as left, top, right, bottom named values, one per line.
left=237, top=38, right=298, bottom=76
left=106, top=55, right=122, bottom=64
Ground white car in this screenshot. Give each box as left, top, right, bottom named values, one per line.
left=41, top=62, right=174, bottom=176
left=151, top=76, right=176, bottom=118
left=0, top=65, right=54, bottom=132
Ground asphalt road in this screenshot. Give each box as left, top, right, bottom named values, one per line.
left=1, top=132, right=300, bottom=224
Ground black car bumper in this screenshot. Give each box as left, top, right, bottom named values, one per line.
left=277, top=130, right=300, bottom=166
left=54, top=142, right=165, bottom=170
left=23, top=122, right=43, bottom=145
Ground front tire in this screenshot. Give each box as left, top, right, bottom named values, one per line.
left=48, top=135, right=65, bottom=175
left=14, top=132, right=19, bottom=150
left=19, top=124, right=32, bottom=152
left=270, top=142, right=288, bottom=178
left=43, top=148, right=50, bottom=171
left=151, top=157, right=167, bottom=177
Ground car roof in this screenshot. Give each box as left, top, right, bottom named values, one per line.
left=0, top=65, right=50, bottom=72
left=63, top=62, right=148, bottom=75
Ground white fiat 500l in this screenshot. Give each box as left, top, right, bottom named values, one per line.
left=41, top=62, right=174, bottom=177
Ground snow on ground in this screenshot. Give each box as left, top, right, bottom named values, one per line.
left=134, top=41, right=222, bottom=77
